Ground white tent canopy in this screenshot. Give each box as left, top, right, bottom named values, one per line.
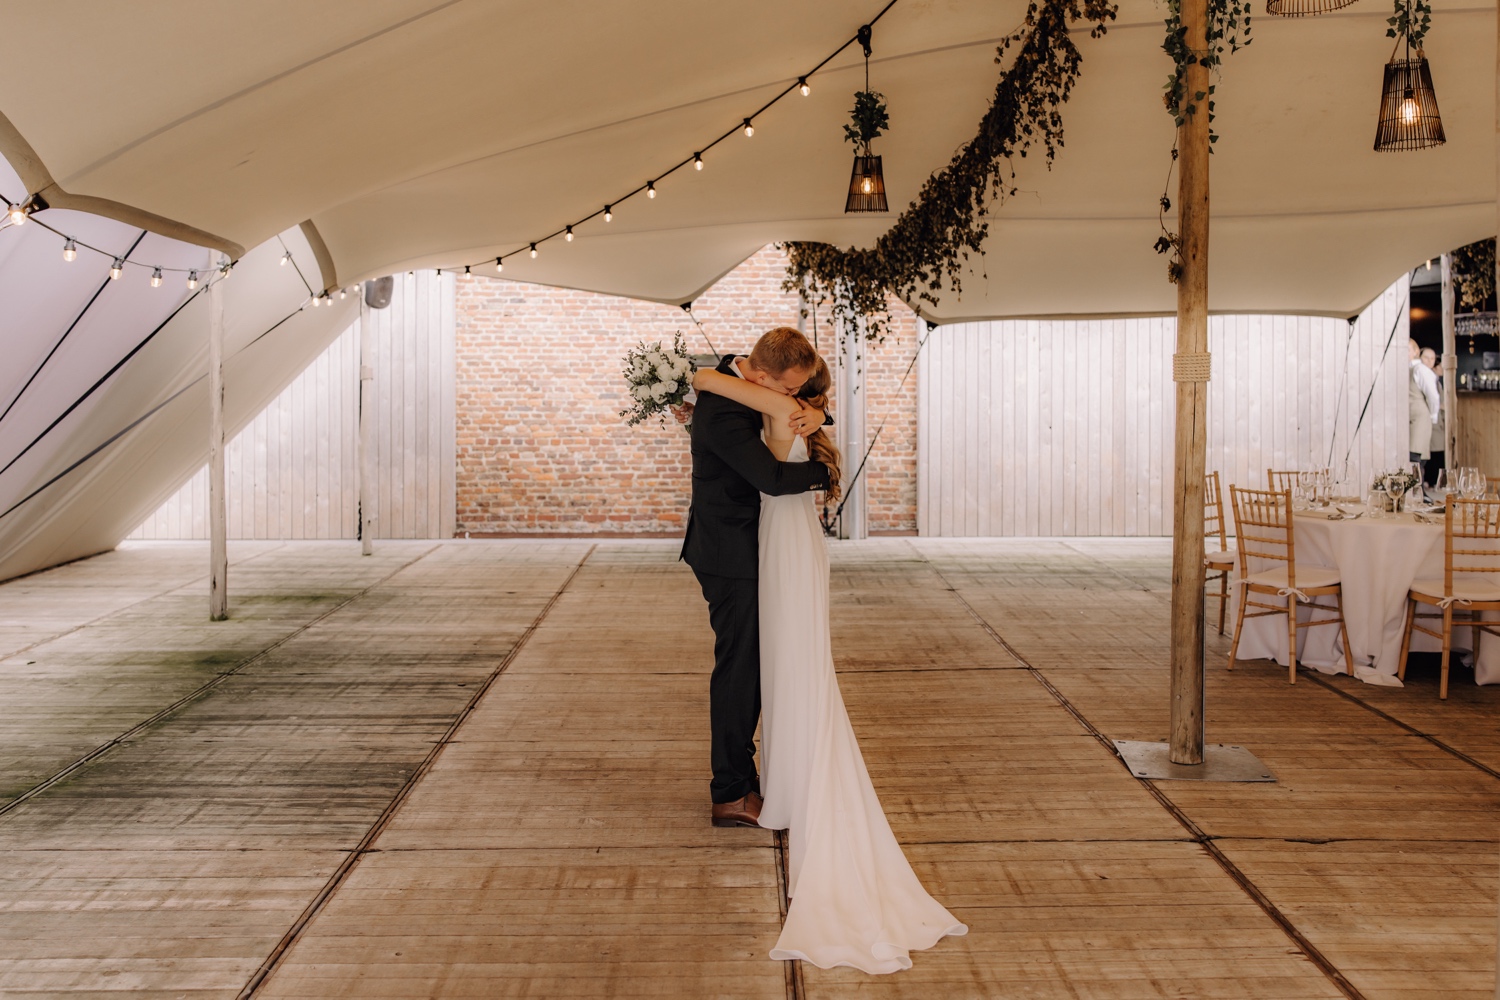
left=0, top=0, right=1492, bottom=319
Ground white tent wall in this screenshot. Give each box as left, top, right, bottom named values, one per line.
left=130, top=271, right=457, bottom=541
left=0, top=220, right=357, bottom=582
left=917, top=277, right=1411, bottom=537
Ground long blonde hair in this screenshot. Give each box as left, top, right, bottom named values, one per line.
left=798, top=357, right=842, bottom=502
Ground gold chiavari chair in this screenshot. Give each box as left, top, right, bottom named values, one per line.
left=1267, top=469, right=1300, bottom=493
left=1398, top=497, right=1500, bottom=699
left=1204, top=472, right=1237, bottom=635
left=1227, top=486, right=1355, bottom=682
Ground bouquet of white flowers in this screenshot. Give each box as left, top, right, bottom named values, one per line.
left=620, top=333, right=697, bottom=426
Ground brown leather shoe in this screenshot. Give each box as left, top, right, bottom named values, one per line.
left=711, top=791, right=763, bottom=828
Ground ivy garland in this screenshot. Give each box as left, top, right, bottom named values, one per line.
left=1451, top=239, right=1496, bottom=313
left=781, top=0, right=1116, bottom=341
left=1153, top=0, right=1252, bottom=283
left=1387, top=0, right=1432, bottom=46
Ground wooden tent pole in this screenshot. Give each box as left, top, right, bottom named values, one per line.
left=208, top=259, right=229, bottom=621
left=359, top=292, right=375, bottom=557
left=1169, top=0, right=1211, bottom=765
left=1441, top=254, right=1457, bottom=467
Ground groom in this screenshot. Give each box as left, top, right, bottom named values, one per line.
left=679, top=327, right=830, bottom=828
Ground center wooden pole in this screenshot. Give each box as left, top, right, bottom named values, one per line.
left=1169, top=0, right=1211, bottom=765
left=208, top=261, right=229, bottom=621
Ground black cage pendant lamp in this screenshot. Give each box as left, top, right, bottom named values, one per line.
left=1374, top=6, right=1445, bottom=151
left=845, top=25, right=888, bottom=213
left=1266, top=0, right=1358, bottom=16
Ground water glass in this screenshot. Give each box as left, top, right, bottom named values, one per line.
left=1432, top=468, right=1449, bottom=504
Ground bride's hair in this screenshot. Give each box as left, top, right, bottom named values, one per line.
left=797, top=357, right=842, bottom=502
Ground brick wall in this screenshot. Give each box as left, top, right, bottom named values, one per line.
left=454, top=245, right=919, bottom=535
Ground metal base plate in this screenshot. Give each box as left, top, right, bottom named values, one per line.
left=1113, top=740, right=1277, bottom=783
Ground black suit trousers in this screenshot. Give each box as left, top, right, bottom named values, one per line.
left=693, top=569, right=760, bottom=804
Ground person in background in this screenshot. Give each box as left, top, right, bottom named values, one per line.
left=1408, top=338, right=1440, bottom=477
left=1421, top=346, right=1445, bottom=487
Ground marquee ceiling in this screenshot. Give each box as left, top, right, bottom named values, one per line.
left=0, top=0, right=1492, bottom=319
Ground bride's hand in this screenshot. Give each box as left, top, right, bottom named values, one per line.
left=788, top=402, right=823, bottom=437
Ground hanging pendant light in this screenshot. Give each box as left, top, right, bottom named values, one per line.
left=845, top=155, right=888, bottom=213
left=1373, top=42, right=1445, bottom=150
left=1266, top=0, right=1358, bottom=16
left=844, top=24, right=889, bottom=214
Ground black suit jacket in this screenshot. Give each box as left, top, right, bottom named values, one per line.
left=680, top=355, right=830, bottom=579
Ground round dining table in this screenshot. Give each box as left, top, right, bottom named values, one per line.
left=1230, top=507, right=1500, bottom=687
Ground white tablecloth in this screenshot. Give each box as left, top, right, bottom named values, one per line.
left=1231, top=510, right=1500, bottom=687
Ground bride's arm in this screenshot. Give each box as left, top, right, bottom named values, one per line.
left=692, top=369, right=801, bottom=420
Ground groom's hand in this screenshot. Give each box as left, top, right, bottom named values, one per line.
left=788, top=405, right=824, bottom=436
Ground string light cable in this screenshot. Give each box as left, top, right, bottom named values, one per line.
left=438, top=0, right=900, bottom=277
left=1, top=2, right=898, bottom=298
left=0, top=191, right=228, bottom=288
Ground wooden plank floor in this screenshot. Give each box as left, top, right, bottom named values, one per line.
left=0, top=538, right=1494, bottom=998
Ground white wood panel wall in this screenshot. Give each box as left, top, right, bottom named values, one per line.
left=131, top=271, right=456, bottom=540
left=917, top=277, right=1410, bottom=537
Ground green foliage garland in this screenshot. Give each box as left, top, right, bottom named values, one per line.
left=1451, top=239, right=1496, bottom=313
left=1387, top=0, right=1432, bottom=46
left=1154, top=0, right=1252, bottom=283
left=782, top=0, right=1117, bottom=341
left=844, top=90, right=890, bottom=150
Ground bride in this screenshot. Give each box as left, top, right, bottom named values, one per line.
left=692, top=357, right=967, bottom=975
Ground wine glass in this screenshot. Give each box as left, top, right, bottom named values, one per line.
left=1432, top=468, right=1449, bottom=505
left=1407, top=463, right=1426, bottom=507
left=1385, top=472, right=1407, bottom=515
left=1315, top=468, right=1332, bottom=507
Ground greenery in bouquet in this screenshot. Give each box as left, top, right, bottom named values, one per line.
left=620, top=334, right=697, bottom=427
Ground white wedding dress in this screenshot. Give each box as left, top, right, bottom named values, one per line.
left=756, top=435, right=967, bottom=973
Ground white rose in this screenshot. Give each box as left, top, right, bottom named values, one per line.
left=662, top=380, right=678, bottom=394
left=633, top=385, right=651, bottom=400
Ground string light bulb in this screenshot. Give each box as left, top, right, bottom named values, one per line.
left=743, top=118, right=754, bottom=137
left=529, top=243, right=538, bottom=259
left=339, top=287, right=347, bottom=299
left=565, top=225, right=574, bottom=241
left=62, top=238, right=77, bottom=262
left=604, top=205, right=612, bottom=222
left=150, top=267, right=163, bottom=287
left=109, top=258, right=123, bottom=280
left=799, top=77, right=810, bottom=96
left=694, top=152, right=703, bottom=170
left=311, top=293, right=320, bottom=307
left=647, top=181, right=656, bottom=199
left=186, top=270, right=198, bottom=290
left=7, top=203, right=25, bottom=226
left=495, top=257, right=504, bottom=273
